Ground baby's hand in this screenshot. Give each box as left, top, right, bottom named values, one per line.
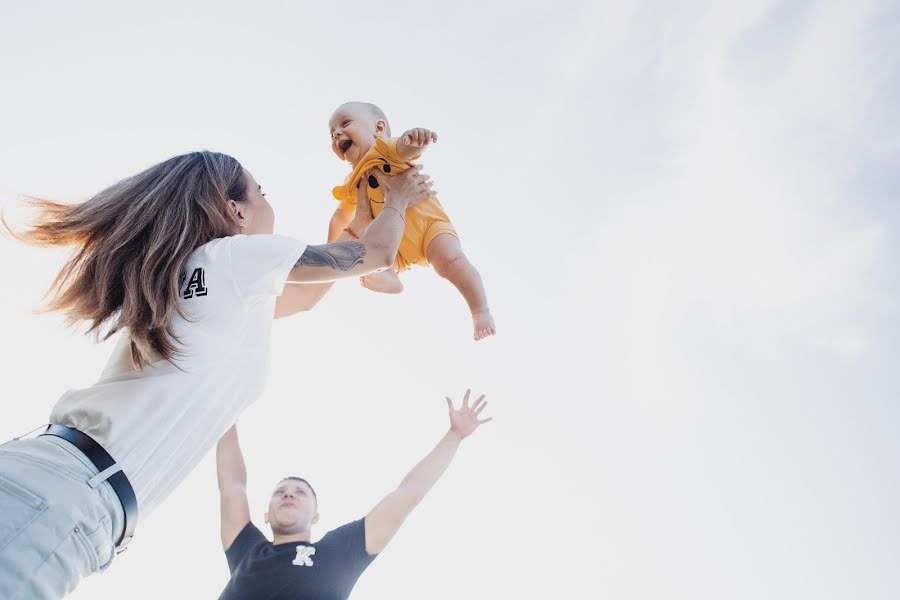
left=400, top=128, right=438, bottom=148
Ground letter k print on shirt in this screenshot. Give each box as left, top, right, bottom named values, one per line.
left=292, top=545, right=316, bottom=567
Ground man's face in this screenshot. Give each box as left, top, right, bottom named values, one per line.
left=328, top=103, right=387, bottom=165
left=265, top=479, right=319, bottom=535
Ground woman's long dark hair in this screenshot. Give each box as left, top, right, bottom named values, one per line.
left=4, top=151, right=247, bottom=368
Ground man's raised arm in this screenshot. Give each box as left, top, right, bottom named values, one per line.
left=364, top=390, right=491, bottom=555
left=217, top=425, right=252, bottom=551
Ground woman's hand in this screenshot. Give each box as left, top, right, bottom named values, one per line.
left=350, top=165, right=435, bottom=234
left=376, top=164, right=435, bottom=211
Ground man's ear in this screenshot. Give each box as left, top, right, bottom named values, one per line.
left=312, top=512, right=320, bottom=525
left=264, top=511, right=270, bottom=525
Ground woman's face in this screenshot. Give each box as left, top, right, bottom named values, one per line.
left=236, top=169, right=275, bottom=235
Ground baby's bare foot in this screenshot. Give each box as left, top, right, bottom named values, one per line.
left=472, top=309, right=496, bottom=341
left=360, top=270, right=404, bottom=294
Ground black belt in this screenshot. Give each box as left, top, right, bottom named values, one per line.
left=40, top=424, right=138, bottom=550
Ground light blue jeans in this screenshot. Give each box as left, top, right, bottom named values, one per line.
left=0, top=434, right=125, bottom=600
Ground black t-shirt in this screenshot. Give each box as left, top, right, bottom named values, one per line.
left=218, top=519, right=377, bottom=600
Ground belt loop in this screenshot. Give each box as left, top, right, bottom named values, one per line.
left=39, top=424, right=138, bottom=549
left=0, top=424, right=48, bottom=447
left=88, top=463, right=123, bottom=489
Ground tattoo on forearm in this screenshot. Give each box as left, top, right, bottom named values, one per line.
left=297, top=242, right=366, bottom=271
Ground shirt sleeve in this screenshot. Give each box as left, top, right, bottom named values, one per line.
left=225, top=522, right=268, bottom=574
left=321, top=518, right=377, bottom=579
left=227, top=234, right=307, bottom=299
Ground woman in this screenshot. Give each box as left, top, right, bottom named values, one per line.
left=0, top=150, right=432, bottom=599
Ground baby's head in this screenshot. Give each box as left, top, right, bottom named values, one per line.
left=329, top=101, right=391, bottom=165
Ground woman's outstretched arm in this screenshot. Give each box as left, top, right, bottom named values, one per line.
left=286, top=166, right=433, bottom=284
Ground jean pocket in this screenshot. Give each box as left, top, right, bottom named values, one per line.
left=0, top=474, right=48, bottom=552
left=73, top=515, right=114, bottom=573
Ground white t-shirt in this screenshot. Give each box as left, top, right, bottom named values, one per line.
left=49, top=233, right=307, bottom=517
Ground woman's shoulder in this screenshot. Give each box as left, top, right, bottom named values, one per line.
left=185, top=235, right=233, bottom=259
left=189, top=235, right=255, bottom=262
left=195, top=235, right=242, bottom=253
left=189, top=234, right=306, bottom=278
left=198, top=234, right=303, bottom=251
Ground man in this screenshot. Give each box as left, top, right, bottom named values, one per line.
left=215, top=390, right=492, bottom=599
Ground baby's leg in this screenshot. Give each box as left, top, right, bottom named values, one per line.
left=426, top=233, right=495, bottom=341
left=361, top=260, right=403, bottom=294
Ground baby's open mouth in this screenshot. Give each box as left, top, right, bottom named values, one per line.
left=339, top=139, right=353, bottom=153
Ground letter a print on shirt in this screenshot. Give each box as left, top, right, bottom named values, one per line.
left=292, top=545, right=316, bottom=567
left=182, top=267, right=208, bottom=299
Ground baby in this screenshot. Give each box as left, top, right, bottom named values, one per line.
left=328, top=101, right=495, bottom=341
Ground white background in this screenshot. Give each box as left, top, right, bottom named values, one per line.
left=1, top=1, right=898, bottom=598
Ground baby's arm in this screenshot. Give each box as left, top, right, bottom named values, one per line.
left=397, top=127, right=438, bottom=162
left=328, top=207, right=355, bottom=242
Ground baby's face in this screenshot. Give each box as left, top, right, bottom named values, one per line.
left=328, top=103, right=387, bottom=165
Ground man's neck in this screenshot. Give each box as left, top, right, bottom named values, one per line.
left=272, top=531, right=312, bottom=545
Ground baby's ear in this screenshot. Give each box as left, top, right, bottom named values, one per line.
left=375, top=119, right=388, bottom=137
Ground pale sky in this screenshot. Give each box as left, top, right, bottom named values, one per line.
left=1, top=1, right=898, bottom=598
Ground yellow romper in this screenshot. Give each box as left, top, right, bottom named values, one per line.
left=332, top=137, right=458, bottom=270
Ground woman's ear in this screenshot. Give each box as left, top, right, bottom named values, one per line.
left=227, top=199, right=246, bottom=229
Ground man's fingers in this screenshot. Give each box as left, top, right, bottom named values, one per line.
left=446, top=396, right=454, bottom=412
left=462, top=389, right=471, bottom=407
left=477, top=417, right=493, bottom=425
